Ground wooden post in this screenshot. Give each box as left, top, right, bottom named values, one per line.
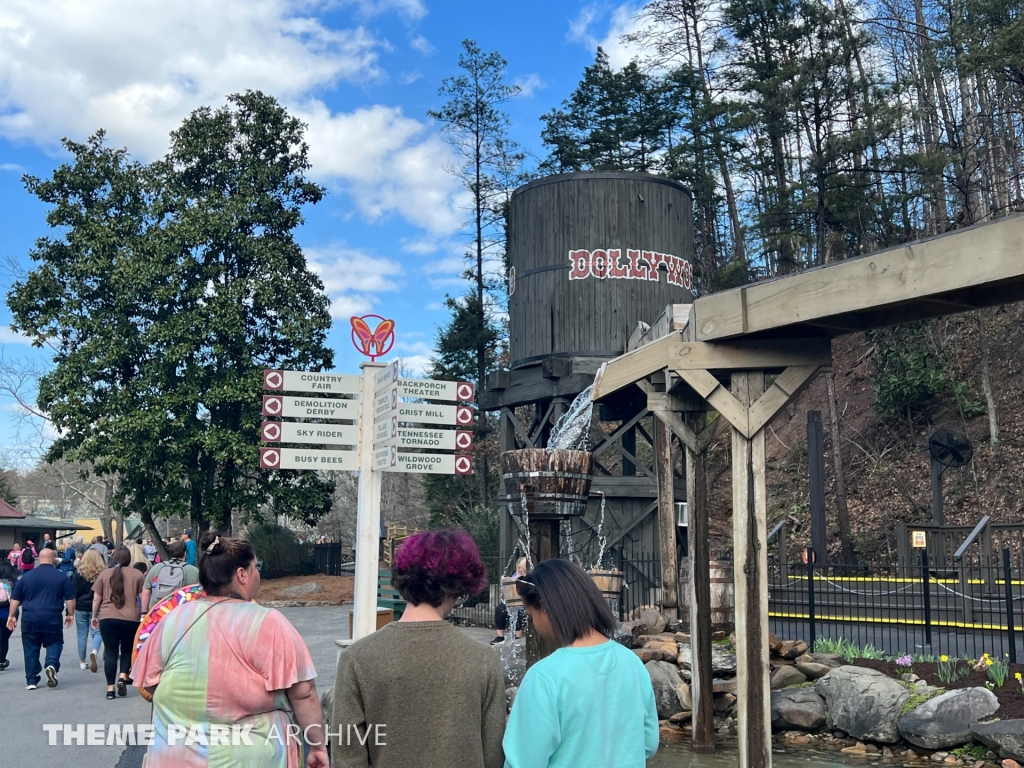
left=731, top=371, right=771, bottom=768
left=686, top=411, right=715, bottom=752
left=655, top=418, right=680, bottom=620
left=808, top=411, right=827, bottom=566
left=353, top=362, right=386, bottom=641
left=526, top=518, right=560, bottom=665
left=499, top=410, right=518, bottom=569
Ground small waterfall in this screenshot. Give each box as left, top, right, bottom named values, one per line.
left=546, top=386, right=594, bottom=452
left=594, top=491, right=608, bottom=570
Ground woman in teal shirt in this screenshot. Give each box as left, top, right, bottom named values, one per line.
left=503, top=559, right=659, bottom=768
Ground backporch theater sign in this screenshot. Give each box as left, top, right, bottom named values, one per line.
left=257, top=316, right=475, bottom=641
left=568, top=247, right=694, bottom=290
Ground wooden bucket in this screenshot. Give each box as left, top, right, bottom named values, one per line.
left=588, top=569, right=624, bottom=600
left=501, top=576, right=523, bottom=608
left=500, top=449, right=594, bottom=519
left=679, top=560, right=735, bottom=632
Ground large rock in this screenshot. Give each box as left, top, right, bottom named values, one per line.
left=972, top=720, right=1024, bottom=761
left=772, top=688, right=827, bottom=731
left=677, top=643, right=738, bottom=675
left=640, top=608, right=669, bottom=635
left=899, top=687, right=998, bottom=749
left=816, top=666, right=910, bottom=743
left=677, top=681, right=692, bottom=710
left=771, top=665, right=808, bottom=689
left=645, top=639, right=680, bottom=656
left=769, top=633, right=784, bottom=655
left=281, top=581, right=323, bottom=596
left=796, top=661, right=834, bottom=680
left=645, top=661, right=687, bottom=719
left=635, top=648, right=676, bottom=663
left=809, top=653, right=845, bottom=668
left=779, top=639, right=809, bottom=659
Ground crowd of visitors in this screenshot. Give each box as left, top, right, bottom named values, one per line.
left=0, top=524, right=655, bottom=768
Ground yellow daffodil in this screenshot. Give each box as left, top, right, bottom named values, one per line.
left=940, top=655, right=949, bottom=662
left=1015, top=672, right=1022, bottom=681
left=986, top=658, right=994, bottom=667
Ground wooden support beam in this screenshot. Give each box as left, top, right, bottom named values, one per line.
left=668, top=338, right=832, bottom=371
left=526, top=519, right=559, bottom=666
left=675, top=369, right=750, bottom=436
left=746, top=365, right=823, bottom=436
left=504, top=407, right=536, bottom=448
left=686, top=411, right=715, bottom=753
left=693, top=214, right=1024, bottom=341
left=654, top=418, right=679, bottom=620
left=732, top=372, right=771, bottom=768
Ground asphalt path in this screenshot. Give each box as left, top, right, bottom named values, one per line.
left=5, top=604, right=494, bottom=767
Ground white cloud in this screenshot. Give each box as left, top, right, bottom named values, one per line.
left=0, top=163, right=24, bottom=172
left=305, top=243, right=403, bottom=320
left=395, top=341, right=435, bottom=376
left=0, top=0, right=465, bottom=239
left=0, top=326, right=32, bottom=345
left=513, top=74, right=546, bottom=97
left=566, top=3, right=644, bottom=69
left=410, top=35, right=435, bottom=55
left=425, top=301, right=446, bottom=311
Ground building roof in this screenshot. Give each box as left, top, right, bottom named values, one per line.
left=0, top=499, right=24, bottom=519
left=0, top=515, right=93, bottom=531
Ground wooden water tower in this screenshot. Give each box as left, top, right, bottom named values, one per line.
left=481, top=172, right=695, bottom=603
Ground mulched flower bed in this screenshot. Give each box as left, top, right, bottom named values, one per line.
left=853, top=658, right=1024, bottom=719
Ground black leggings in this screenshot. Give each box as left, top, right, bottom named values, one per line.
left=99, top=619, right=139, bottom=686
left=0, top=622, right=10, bottom=662
left=494, top=603, right=527, bottom=632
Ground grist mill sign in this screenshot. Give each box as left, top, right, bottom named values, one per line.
left=568, top=248, right=693, bottom=290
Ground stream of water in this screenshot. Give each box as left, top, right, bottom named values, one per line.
left=547, top=385, right=595, bottom=451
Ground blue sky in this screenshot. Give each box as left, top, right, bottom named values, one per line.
left=0, top=0, right=647, bottom=467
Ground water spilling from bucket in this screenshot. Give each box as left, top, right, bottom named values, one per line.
left=546, top=386, right=594, bottom=452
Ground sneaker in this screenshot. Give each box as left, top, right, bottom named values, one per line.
left=0, top=659, right=9, bottom=670
left=80, top=662, right=88, bottom=670
left=89, top=649, right=97, bottom=673
left=116, top=679, right=127, bottom=697
left=45, top=666, right=58, bottom=688
left=105, top=690, right=116, bottom=700
left=25, top=684, right=37, bottom=690
left=489, top=636, right=504, bottom=645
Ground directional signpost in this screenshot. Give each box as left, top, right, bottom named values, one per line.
left=257, top=336, right=476, bottom=642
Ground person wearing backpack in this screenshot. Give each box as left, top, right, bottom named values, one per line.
left=140, top=540, right=199, bottom=613
left=0, top=561, right=19, bottom=670
left=71, top=549, right=105, bottom=672
left=19, top=542, right=37, bottom=573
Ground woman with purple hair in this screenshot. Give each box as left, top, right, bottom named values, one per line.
left=331, top=529, right=505, bottom=768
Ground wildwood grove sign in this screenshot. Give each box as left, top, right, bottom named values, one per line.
left=568, top=248, right=693, bottom=290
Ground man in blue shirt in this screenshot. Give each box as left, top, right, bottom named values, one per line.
left=6, top=548, right=75, bottom=689
left=182, top=528, right=198, bottom=566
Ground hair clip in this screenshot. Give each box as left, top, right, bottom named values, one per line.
left=206, top=536, right=220, bottom=554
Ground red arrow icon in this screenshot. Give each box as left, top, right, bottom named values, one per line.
left=263, top=369, right=284, bottom=390
left=262, top=396, right=283, bottom=417
left=456, top=405, right=473, bottom=426
left=455, top=430, right=473, bottom=451
left=454, top=455, right=473, bottom=475
left=456, top=382, right=475, bottom=402
left=260, top=448, right=281, bottom=469
left=261, top=422, right=282, bottom=442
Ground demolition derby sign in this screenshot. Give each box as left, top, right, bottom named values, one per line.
left=568, top=248, right=693, bottom=290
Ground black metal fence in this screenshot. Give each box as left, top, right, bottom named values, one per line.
left=311, top=543, right=354, bottom=576
left=449, top=554, right=665, bottom=628
left=769, top=547, right=1024, bottom=661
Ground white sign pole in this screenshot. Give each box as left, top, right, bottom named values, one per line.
left=353, top=361, right=385, bottom=641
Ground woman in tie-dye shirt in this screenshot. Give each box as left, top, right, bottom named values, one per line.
left=132, top=533, right=328, bottom=768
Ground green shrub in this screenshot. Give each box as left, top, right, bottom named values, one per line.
left=245, top=522, right=313, bottom=579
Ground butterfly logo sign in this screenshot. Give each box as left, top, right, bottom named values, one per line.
left=350, top=315, right=396, bottom=361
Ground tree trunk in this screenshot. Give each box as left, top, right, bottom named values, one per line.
left=826, top=373, right=855, bottom=565
left=979, top=312, right=999, bottom=445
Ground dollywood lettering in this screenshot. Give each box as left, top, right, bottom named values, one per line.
left=568, top=248, right=693, bottom=290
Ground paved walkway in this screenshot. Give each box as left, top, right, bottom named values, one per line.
left=3, top=605, right=495, bottom=767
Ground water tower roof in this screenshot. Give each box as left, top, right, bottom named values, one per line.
left=511, top=171, right=692, bottom=200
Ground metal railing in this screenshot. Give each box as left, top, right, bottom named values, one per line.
left=769, top=547, right=1024, bottom=661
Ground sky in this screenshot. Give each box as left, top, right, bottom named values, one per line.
left=0, top=0, right=647, bottom=467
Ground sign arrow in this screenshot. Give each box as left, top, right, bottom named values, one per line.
left=261, top=422, right=282, bottom=442
left=263, top=369, right=284, bottom=390
left=454, top=455, right=473, bottom=475
left=456, top=406, right=474, bottom=426
left=263, top=395, right=283, bottom=417
left=260, top=448, right=281, bottom=469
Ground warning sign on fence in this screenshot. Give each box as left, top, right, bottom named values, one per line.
left=912, top=531, right=927, bottom=548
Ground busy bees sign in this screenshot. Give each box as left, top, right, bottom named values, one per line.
left=568, top=248, right=693, bottom=290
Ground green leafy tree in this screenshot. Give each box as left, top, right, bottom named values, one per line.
left=8, top=92, right=336, bottom=547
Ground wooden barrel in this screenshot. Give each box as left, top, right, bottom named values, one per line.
left=588, top=569, right=624, bottom=599
left=501, top=576, right=523, bottom=608
left=501, top=449, right=594, bottom=518
left=679, top=560, right=735, bottom=632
